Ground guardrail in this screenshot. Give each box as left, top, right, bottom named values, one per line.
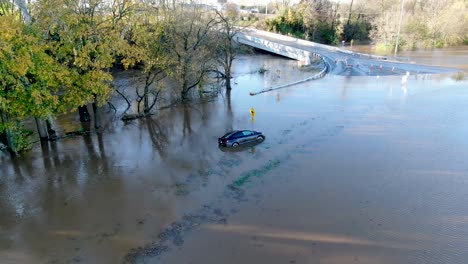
left=249, top=59, right=328, bottom=96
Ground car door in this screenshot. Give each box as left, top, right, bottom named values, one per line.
left=242, top=131, right=254, bottom=143
left=231, top=132, right=244, bottom=144
left=236, top=131, right=247, bottom=144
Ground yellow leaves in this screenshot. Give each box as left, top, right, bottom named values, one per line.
left=30, top=89, right=58, bottom=107
left=0, top=18, right=34, bottom=77
left=0, top=16, right=22, bottom=42
left=57, top=68, right=113, bottom=109
left=29, top=89, right=59, bottom=117
left=0, top=18, right=68, bottom=119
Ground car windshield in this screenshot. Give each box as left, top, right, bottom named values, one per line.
left=243, top=131, right=253, bottom=136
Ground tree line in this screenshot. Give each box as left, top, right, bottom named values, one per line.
left=0, top=0, right=239, bottom=153
left=263, top=0, right=467, bottom=49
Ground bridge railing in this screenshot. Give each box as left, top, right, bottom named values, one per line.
left=234, top=28, right=330, bottom=95
left=235, top=32, right=312, bottom=64
left=235, top=32, right=329, bottom=70
left=242, top=28, right=398, bottom=62
left=243, top=28, right=346, bottom=53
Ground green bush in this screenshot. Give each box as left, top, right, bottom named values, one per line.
left=452, top=72, right=466, bottom=81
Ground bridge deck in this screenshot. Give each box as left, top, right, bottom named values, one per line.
left=237, top=29, right=457, bottom=77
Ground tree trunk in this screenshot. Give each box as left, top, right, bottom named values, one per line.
left=46, top=118, right=57, bottom=139
left=181, top=73, right=188, bottom=101
left=226, top=89, right=232, bottom=113
left=226, top=86, right=233, bottom=132
left=13, top=0, right=31, bottom=23
left=225, top=67, right=232, bottom=90
left=5, top=128, right=14, bottom=152
left=0, top=111, right=14, bottom=151
left=144, top=87, right=149, bottom=113
left=181, top=78, right=189, bottom=100
left=35, top=118, right=49, bottom=140
left=331, top=3, right=339, bottom=31
left=347, top=0, right=354, bottom=27
left=181, top=90, right=188, bottom=101
left=92, top=102, right=101, bottom=130
left=78, top=105, right=91, bottom=122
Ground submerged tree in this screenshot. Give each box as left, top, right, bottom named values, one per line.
left=0, top=16, right=70, bottom=152
left=163, top=6, right=220, bottom=100
left=129, top=13, right=172, bottom=114
left=32, top=0, right=135, bottom=129
left=213, top=9, right=240, bottom=91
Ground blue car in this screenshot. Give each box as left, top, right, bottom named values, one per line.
left=218, top=130, right=265, bottom=147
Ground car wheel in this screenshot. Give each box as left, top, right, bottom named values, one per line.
left=256, top=135, right=265, bottom=141
left=232, top=142, right=239, bottom=147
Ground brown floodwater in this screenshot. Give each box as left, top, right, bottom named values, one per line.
left=349, top=45, right=468, bottom=71
left=1, top=48, right=468, bottom=264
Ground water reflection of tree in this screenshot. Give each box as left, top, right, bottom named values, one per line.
left=182, top=104, right=193, bottom=138
left=145, top=117, right=169, bottom=159
left=9, top=154, right=24, bottom=180
left=40, top=141, right=52, bottom=171
left=40, top=140, right=73, bottom=176
left=83, top=134, right=97, bottom=159
left=171, top=101, right=220, bottom=191
left=0, top=155, right=28, bottom=233
left=97, top=133, right=109, bottom=176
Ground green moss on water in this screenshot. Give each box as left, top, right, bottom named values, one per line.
left=232, top=159, right=281, bottom=187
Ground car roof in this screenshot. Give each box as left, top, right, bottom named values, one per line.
left=234, top=130, right=255, bottom=134
left=223, top=130, right=260, bottom=137
left=222, top=130, right=239, bottom=137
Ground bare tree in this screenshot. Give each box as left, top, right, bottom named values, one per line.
left=213, top=9, right=240, bottom=91
left=164, top=6, right=220, bottom=100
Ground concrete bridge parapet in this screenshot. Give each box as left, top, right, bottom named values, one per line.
left=234, top=28, right=332, bottom=95
left=235, top=32, right=313, bottom=65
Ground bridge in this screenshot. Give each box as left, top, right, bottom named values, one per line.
left=235, top=28, right=457, bottom=78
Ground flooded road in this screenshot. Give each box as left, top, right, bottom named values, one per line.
left=1, top=49, right=468, bottom=264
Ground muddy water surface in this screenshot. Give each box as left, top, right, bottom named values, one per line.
left=349, top=45, right=468, bottom=71
left=1, top=51, right=468, bottom=264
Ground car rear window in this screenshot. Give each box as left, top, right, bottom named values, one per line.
left=231, top=132, right=243, bottom=138
left=222, top=131, right=235, bottom=138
